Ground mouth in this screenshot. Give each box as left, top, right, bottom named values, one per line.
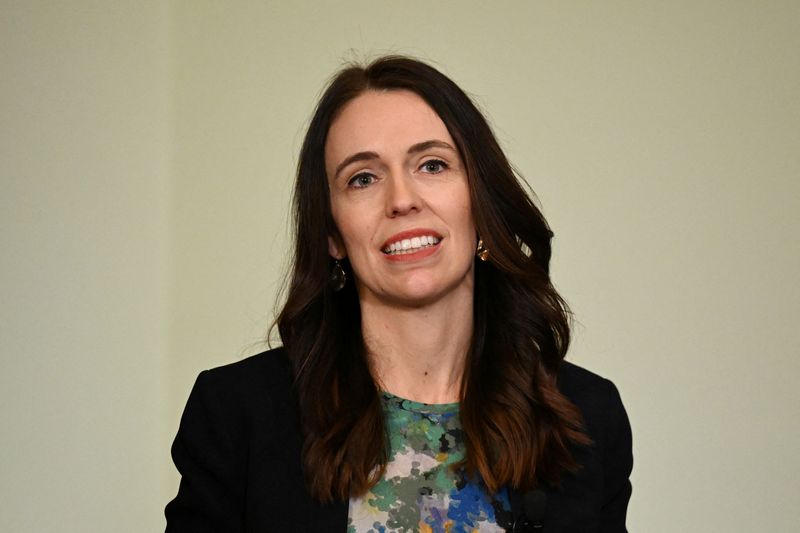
left=381, top=229, right=443, bottom=256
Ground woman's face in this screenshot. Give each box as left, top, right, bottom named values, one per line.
left=325, top=89, right=476, bottom=307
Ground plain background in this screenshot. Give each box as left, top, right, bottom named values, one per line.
left=2, top=1, right=798, bottom=531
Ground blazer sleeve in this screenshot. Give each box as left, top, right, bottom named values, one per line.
left=165, top=370, right=247, bottom=532
left=599, top=380, right=633, bottom=533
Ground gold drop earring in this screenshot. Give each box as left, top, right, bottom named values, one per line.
left=476, top=238, right=490, bottom=261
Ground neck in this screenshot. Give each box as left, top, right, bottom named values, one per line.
left=359, top=284, right=473, bottom=405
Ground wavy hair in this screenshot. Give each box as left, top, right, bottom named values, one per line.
left=276, top=56, right=590, bottom=502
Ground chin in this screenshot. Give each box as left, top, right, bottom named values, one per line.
left=389, top=291, right=444, bottom=309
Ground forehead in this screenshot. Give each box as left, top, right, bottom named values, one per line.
left=325, top=90, right=454, bottom=166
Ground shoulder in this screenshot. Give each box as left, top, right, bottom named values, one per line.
left=549, top=361, right=634, bottom=528
left=557, top=359, right=614, bottom=396
left=195, top=346, right=292, bottom=392
left=557, top=360, right=628, bottom=427
left=185, top=347, right=296, bottom=433
left=556, top=360, right=632, bottom=475
left=167, top=347, right=312, bottom=529
left=192, top=346, right=294, bottom=402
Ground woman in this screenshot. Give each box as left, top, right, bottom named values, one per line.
left=166, top=56, right=632, bottom=532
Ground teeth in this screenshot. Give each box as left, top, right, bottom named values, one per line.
left=383, top=235, right=441, bottom=255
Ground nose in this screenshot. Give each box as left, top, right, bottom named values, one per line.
left=385, top=172, right=421, bottom=217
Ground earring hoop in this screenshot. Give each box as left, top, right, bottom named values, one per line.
left=330, top=259, right=346, bottom=291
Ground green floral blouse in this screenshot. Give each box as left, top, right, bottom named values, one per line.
left=346, top=392, right=511, bottom=533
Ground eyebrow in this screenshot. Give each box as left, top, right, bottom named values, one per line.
left=407, top=139, right=456, bottom=154
left=333, top=139, right=456, bottom=180
left=334, top=151, right=380, bottom=179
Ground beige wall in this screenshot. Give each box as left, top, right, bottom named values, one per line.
left=2, top=1, right=798, bottom=531
left=1, top=2, right=171, bottom=532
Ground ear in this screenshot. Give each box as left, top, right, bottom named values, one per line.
left=328, top=234, right=346, bottom=260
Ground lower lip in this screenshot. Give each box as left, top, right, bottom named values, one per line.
left=383, top=242, right=441, bottom=262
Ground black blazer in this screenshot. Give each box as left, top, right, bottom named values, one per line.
left=165, top=348, right=632, bottom=532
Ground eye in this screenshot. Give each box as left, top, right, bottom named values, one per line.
left=420, top=159, right=448, bottom=174
left=347, top=172, right=376, bottom=189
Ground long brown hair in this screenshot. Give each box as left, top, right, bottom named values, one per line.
left=276, top=56, right=590, bottom=502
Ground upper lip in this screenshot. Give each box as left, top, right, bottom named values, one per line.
left=381, top=228, right=443, bottom=250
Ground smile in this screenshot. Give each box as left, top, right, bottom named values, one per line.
left=382, top=235, right=441, bottom=255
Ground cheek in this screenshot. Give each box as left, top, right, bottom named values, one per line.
left=454, top=193, right=475, bottom=233
left=443, top=206, right=476, bottom=257
left=330, top=205, right=375, bottom=257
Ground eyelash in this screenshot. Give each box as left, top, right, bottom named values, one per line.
left=347, top=172, right=377, bottom=189
left=346, top=159, right=449, bottom=189
left=420, top=159, right=448, bottom=174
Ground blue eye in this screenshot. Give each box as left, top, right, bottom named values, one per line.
left=421, top=159, right=447, bottom=174
left=348, top=172, right=376, bottom=189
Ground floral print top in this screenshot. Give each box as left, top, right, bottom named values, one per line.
left=347, top=392, right=512, bottom=533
